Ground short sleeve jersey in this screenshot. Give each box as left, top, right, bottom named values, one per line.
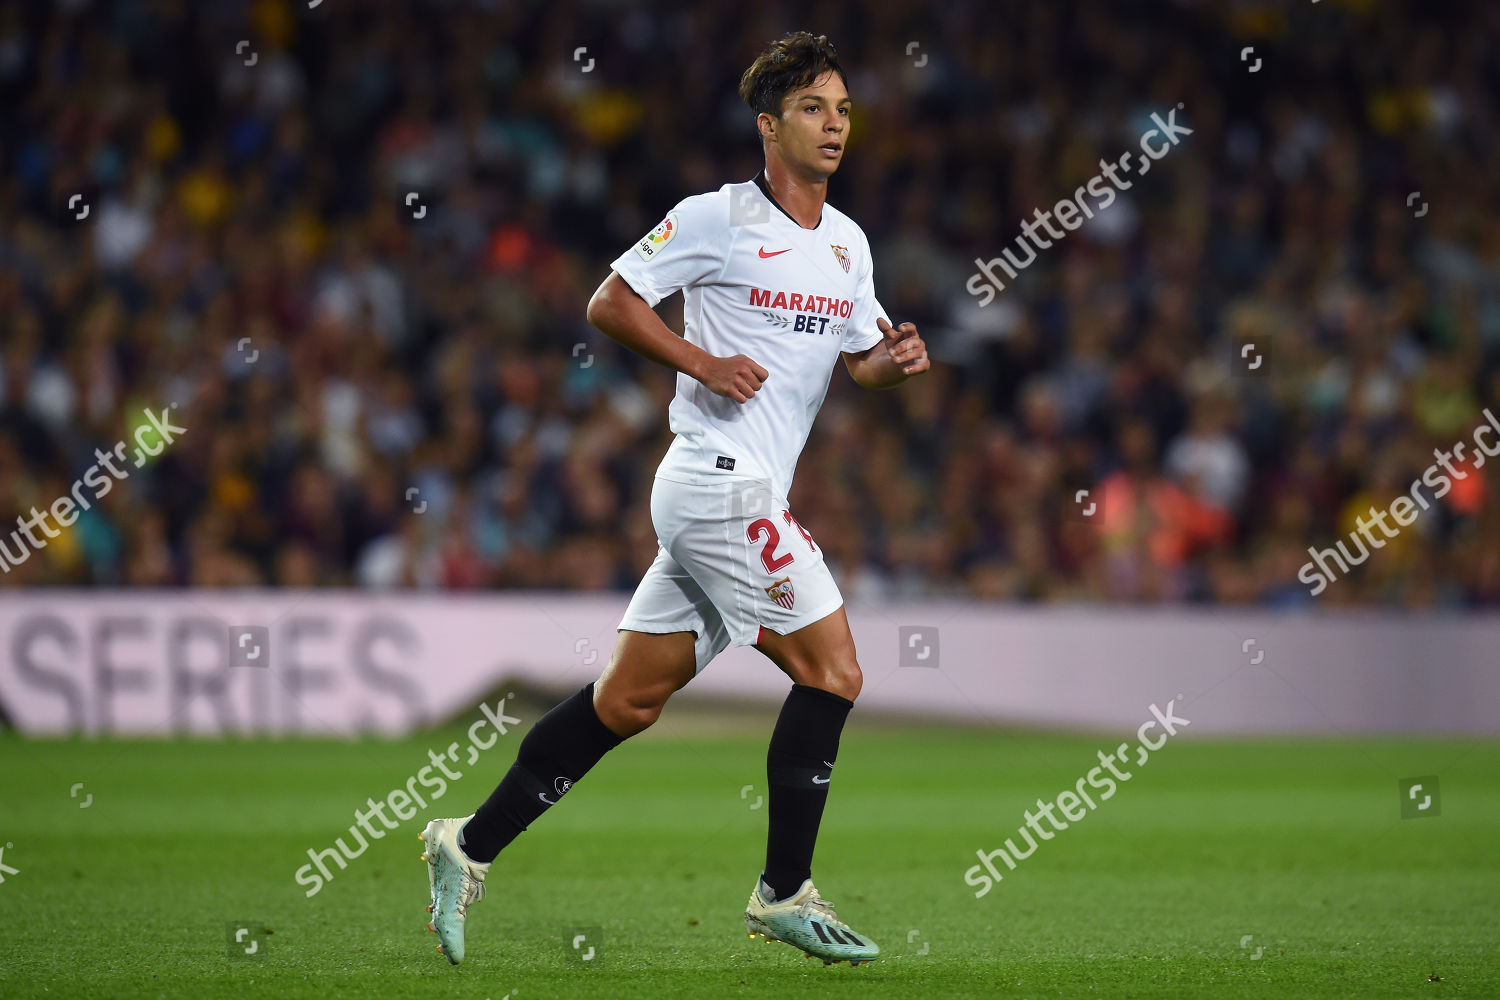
left=609, top=174, right=887, bottom=499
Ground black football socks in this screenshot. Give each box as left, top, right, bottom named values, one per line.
left=459, top=682, right=624, bottom=864
left=762, top=683, right=855, bottom=901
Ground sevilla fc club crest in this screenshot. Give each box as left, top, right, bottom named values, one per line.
left=830, top=244, right=851, bottom=273
left=765, top=577, right=795, bottom=610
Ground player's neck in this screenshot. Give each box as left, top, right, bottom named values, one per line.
left=761, top=158, right=827, bottom=230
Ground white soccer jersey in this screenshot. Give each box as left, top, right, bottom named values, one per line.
left=610, top=174, right=887, bottom=499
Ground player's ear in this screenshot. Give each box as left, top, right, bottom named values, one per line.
left=757, top=112, right=776, bottom=143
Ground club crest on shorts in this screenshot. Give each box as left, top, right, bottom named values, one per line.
left=830, top=244, right=851, bottom=273
left=765, top=576, right=795, bottom=610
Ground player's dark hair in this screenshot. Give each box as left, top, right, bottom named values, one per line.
left=738, top=32, right=847, bottom=127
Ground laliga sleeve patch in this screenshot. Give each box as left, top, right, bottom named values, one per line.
left=634, top=212, right=679, bottom=262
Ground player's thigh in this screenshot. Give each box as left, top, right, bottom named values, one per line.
left=754, top=605, right=862, bottom=701
left=602, top=543, right=730, bottom=734
left=616, top=539, right=734, bottom=673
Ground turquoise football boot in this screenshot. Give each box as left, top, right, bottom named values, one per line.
left=419, top=816, right=490, bottom=965
left=744, top=874, right=880, bottom=965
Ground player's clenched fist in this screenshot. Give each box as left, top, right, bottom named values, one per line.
left=697, top=353, right=770, bottom=403
left=877, top=317, right=930, bottom=376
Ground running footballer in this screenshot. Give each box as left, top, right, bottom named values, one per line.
left=419, top=30, right=930, bottom=967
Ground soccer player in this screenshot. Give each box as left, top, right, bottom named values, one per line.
left=420, top=30, right=929, bottom=967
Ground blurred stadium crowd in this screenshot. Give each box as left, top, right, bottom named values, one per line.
left=3, top=0, right=1499, bottom=605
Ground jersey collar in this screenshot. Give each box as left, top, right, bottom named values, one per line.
left=753, top=170, right=823, bottom=231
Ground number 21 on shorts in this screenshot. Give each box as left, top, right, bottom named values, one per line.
left=747, top=509, right=816, bottom=573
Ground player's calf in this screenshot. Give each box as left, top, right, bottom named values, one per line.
left=419, top=682, right=627, bottom=964
left=458, top=681, right=626, bottom=864
left=761, top=683, right=854, bottom=899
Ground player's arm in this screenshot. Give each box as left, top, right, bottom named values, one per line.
left=841, top=317, right=930, bottom=389
left=586, top=272, right=770, bottom=403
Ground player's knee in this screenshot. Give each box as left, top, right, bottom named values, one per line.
left=623, top=691, right=669, bottom=733
left=830, top=654, right=863, bottom=701
left=594, top=679, right=672, bottom=738
left=795, top=651, right=862, bottom=702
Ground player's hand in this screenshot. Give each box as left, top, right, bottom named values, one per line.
left=697, top=353, right=769, bottom=403
left=877, top=317, right=930, bottom=376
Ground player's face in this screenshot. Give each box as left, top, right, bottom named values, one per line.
left=771, top=71, right=851, bottom=178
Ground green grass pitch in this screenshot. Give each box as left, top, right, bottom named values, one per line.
left=1, top=709, right=1496, bottom=999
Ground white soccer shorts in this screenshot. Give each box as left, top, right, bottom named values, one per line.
left=618, top=476, right=845, bottom=672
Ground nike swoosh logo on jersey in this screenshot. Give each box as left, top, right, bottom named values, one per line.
left=538, top=793, right=556, bottom=804
left=812, top=775, right=830, bottom=785
left=758, top=247, right=791, bottom=258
